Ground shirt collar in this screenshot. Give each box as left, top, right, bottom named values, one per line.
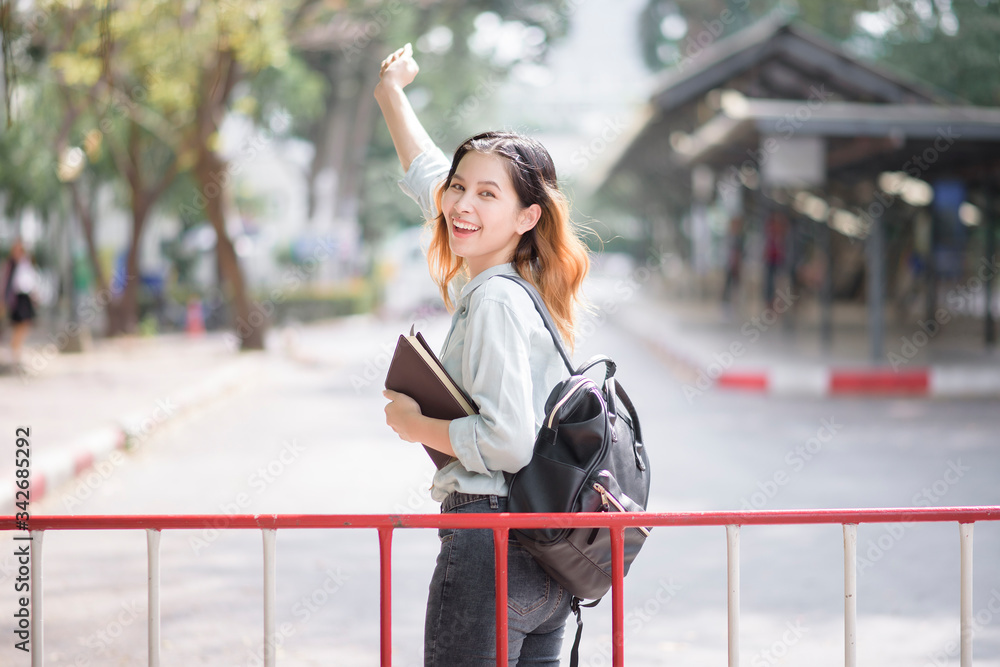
left=460, top=263, right=518, bottom=301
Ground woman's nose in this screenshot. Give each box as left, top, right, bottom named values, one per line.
left=455, top=191, right=473, bottom=212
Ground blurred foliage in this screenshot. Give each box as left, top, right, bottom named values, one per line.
left=0, top=0, right=331, bottom=336
left=0, top=0, right=321, bottom=214
left=354, top=1, right=573, bottom=244
left=253, top=278, right=377, bottom=324
left=871, top=0, right=1000, bottom=106
left=0, top=15, right=63, bottom=220
left=0, top=108, right=62, bottom=219
left=245, top=55, right=329, bottom=138
left=1, top=0, right=575, bottom=259
left=0, top=0, right=601, bottom=327
left=639, top=0, right=1000, bottom=105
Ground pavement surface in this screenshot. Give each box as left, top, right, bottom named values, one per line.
left=0, top=330, right=264, bottom=513
left=601, top=272, right=1000, bottom=399
left=1, top=298, right=997, bottom=666
left=2, top=271, right=998, bottom=515
left=0, top=277, right=998, bottom=665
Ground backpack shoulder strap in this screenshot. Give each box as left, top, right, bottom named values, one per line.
left=495, top=273, right=575, bottom=375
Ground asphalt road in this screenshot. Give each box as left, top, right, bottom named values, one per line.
left=2, top=309, right=999, bottom=666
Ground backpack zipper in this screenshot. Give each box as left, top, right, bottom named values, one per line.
left=593, top=482, right=651, bottom=537
left=546, top=378, right=593, bottom=429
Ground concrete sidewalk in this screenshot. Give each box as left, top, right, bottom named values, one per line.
left=0, top=312, right=418, bottom=515
left=0, top=331, right=264, bottom=513
left=2, top=274, right=996, bottom=516
left=602, top=274, right=1000, bottom=398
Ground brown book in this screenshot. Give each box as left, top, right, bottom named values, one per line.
left=384, top=326, right=478, bottom=469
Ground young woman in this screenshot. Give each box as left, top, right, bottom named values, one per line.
left=377, top=44, right=590, bottom=665
left=2, top=239, right=39, bottom=370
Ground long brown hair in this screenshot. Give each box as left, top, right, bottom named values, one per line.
left=426, top=131, right=590, bottom=348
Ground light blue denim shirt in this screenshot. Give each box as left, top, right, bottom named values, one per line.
left=398, top=148, right=569, bottom=501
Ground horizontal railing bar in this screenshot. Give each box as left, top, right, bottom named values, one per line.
left=2, top=506, right=999, bottom=532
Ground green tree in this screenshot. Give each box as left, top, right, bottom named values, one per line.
left=0, top=4, right=103, bottom=336
left=3, top=1, right=325, bottom=347
left=3, top=0, right=571, bottom=346
left=289, top=1, right=572, bottom=246
left=856, top=0, right=1000, bottom=106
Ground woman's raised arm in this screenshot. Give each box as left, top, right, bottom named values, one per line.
left=374, top=43, right=436, bottom=173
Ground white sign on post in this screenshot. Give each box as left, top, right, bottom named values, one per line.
left=759, top=135, right=825, bottom=187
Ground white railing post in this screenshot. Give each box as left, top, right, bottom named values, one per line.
left=263, top=528, right=277, bottom=667
left=147, top=529, right=161, bottom=667
left=843, top=524, right=857, bottom=667
left=30, top=530, right=43, bottom=667
left=726, top=524, right=740, bottom=667
left=960, top=523, right=974, bottom=667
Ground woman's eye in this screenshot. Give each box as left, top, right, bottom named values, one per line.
left=451, top=183, right=464, bottom=192
left=480, top=191, right=495, bottom=198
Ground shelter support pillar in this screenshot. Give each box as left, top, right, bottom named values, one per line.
left=755, top=189, right=770, bottom=312
left=783, top=213, right=797, bottom=335
left=986, top=188, right=996, bottom=347
left=821, top=218, right=833, bottom=350
left=867, top=209, right=886, bottom=363
left=925, top=210, right=938, bottom=323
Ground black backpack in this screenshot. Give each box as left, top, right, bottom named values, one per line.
left=498, top=275, right=652, bottom=661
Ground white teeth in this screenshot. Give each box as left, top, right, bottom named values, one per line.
left=453, top=220, right=479, bottom=231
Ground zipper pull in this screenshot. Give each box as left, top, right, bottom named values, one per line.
left=587, top=482, right=608, bottom=545
left=593, top=481, right=651, bottom=538
left=593, top=482, right=610, bottom=511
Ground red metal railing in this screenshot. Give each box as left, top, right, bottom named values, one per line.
left=3, top=506, right=999, bottom=667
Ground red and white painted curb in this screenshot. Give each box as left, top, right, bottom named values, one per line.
left=18, top=426, right=128, bottom=509
left=634, top=328, right=1000, bottom=398
left=710, top=365, right=1000, bottom=397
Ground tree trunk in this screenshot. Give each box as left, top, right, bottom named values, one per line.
left=68, top=179, right=109, bottom=296
left=105, top=122, right=152, bottom=336
left=301, top=47, right=380, bottom=282
left=335, top=50, right=378, bottom=232
left=104, top=200, right=149, bottom=336
left=192, top=51, right=263, bottom=351
left=196, top=148, right=264, bottom=350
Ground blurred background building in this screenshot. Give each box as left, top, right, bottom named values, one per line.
left=0, top=0, right=997, bottom=361
left=597, top=12, right=1000, bottom=360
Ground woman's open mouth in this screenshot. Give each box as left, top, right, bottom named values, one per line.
left=452, top=218, right=480, bottom=237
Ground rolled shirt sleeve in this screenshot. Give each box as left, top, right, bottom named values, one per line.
left=397, top=146, right=452, bottom=220
left=447, top=296, right=537, bottom=475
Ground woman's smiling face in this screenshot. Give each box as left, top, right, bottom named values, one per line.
left=441, top=151, right=539, bottom=278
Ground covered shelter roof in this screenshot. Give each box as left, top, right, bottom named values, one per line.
left=649, top=13, right=947, bottom=113
left=597, top=13, right=999, bottom=361
left=600, top=13, right=960, bottom=192
left=674, top=98, right=1000, bottom=186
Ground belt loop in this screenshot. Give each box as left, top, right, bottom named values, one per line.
left=489, top=494, right=499, bottom=510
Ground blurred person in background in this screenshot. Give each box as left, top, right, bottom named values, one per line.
left=763, top=210, right=788, bottom=308
left=721, top=213, right=744, bottom=309
left=1, top=239, right=39, bottom=371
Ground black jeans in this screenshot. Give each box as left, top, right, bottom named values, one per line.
left=424, top=493, right=572, bottom=666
